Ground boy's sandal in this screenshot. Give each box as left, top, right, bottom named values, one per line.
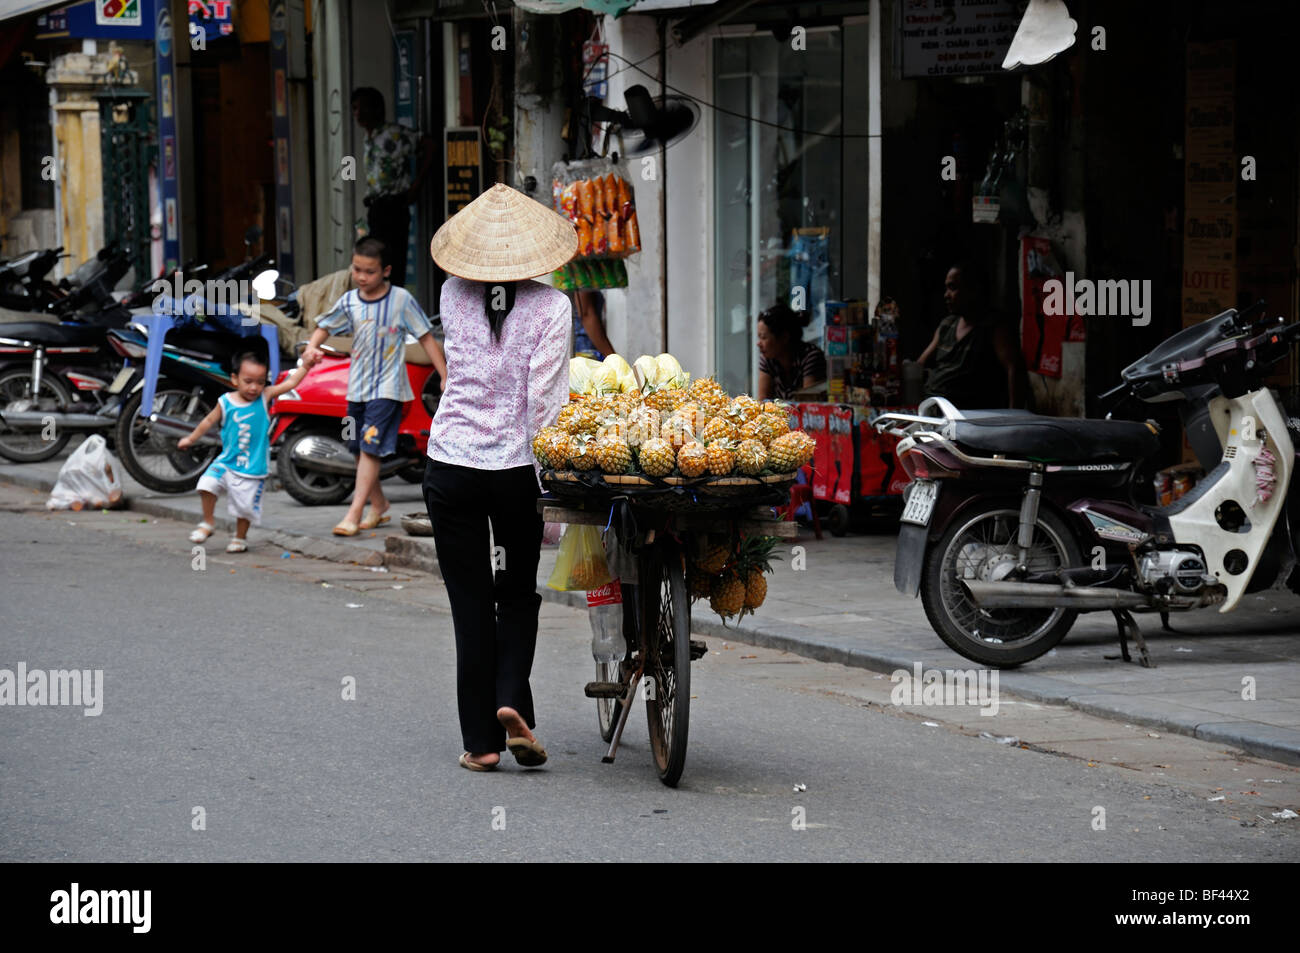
left=358, top=508, right=391, bottom=530
left=332, top=519, right=359, bottom=537
left=188, top=521, right=215, bottom=543
left=226, top=538, right=248, bottom=554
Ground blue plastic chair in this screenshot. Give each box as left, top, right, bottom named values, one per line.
left=139, top=299, right=280, bottom=417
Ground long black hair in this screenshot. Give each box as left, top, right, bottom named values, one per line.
left=481, top=281, right=519, bottom=342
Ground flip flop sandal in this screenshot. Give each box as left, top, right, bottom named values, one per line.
left=506, top=737, right=548, bottom=768
left=188, top=521, right=215, bottom=543
left=359, top=509, right=391, bottom=530
left=332, top=519, right=359, bottom=537
left=226, top=538, right=248, bottom=553
left=459, top=752, right=497, bottom=772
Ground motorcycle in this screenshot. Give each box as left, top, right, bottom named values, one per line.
left=108, top=254, right=297, bottom=493
left=874, top=302, right=1300, bottom=668
left=269, top=340, right=441, bottom=505
left=0, top=247, right=137, bottom=462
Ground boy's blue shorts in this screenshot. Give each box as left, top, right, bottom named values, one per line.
left=346, top=399, right=403, bottom=457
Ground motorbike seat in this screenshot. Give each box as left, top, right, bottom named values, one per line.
left=951, top=414, right=1160, bottom=463
left=0, top=321, right=105, bottom=347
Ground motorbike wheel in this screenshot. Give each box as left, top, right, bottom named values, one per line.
left=920, top=501, right=1081, bottom=668
left=277, top=421, right=354, bottom=506
left=0, top=367, right=74, bottom=463
left=115, top=384, right=220, bottom=493
left=397, top=462, right=425, bottom=484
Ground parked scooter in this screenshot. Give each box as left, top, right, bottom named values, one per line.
left=0, top=247, right=137, bottom=462
left=875, top=302, right=1300, bottom=668
left=109, top=254, right=296, bottom=493
left=269, top=340, right=441, bottom=505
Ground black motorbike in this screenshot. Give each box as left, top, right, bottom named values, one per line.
left=875, top=302, right=1300, bottom=668
left=0, top=247, right=136, bottom=462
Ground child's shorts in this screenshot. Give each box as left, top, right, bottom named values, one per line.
left=346, top=398, right=403, bottom=457
left=197, top=463, right=265, bottom=525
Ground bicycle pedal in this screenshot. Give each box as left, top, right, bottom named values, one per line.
left=584, top=681, right=624, bottom=698
left=689, top=639, right=708, bottom=660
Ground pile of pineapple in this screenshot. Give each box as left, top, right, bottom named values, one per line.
left=688, top=534, right=780, bottom=622
left=533, top=352, right=816, bottom=479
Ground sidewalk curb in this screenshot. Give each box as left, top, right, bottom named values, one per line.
left=0, top=471, right=383, bottom=567
left=7, top=470, right=1297, bottom=765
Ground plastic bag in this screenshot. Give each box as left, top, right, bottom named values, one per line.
left=550, top=157, right=640, bottom=290
left=546, top=523, right=612, bottom=591
left=46, top=435, right=124, bottom=511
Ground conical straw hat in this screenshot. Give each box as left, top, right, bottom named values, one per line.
left=430, top=183, right=578, bottom=281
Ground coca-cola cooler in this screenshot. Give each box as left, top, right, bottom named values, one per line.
left=790, top=402, right=912, bottom=535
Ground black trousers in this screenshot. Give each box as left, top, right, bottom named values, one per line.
left=366, top=194, right=410, bottom=287
left=422, top=458, right=544, bottom=752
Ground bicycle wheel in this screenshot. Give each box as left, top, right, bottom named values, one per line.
left=643, top=542, right=691, bottom=787
left=595, top=658, right=622, bottom=743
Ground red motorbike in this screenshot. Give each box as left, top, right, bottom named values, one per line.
left=269, top=343, right=441, bottom=505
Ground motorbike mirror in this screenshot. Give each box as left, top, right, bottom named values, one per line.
left=244, top=225, right=263, bottom=245
left=251, top=269, right=279, bottom=300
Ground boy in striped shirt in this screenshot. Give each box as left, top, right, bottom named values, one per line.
left=304, top=236, right=447, bottom=536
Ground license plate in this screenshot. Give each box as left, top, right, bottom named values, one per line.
left=107, top=368, right=134, bottom=394
left=901, top=480, right=939, bottom=526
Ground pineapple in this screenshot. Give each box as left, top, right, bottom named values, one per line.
left=594, top=416, right=628, bottom=443
left=626, top=405, right=661, bottom=448
left=736, top=536, right=780, bottom=611
left=694, top=539, right=732, bottom=574
left=661, top=414, right=697, bottom=450
left=687, top=376, right=725, bottom=405
left=533, top=427, right=572, bottom=469
left=767, top=432, right=803, bottom=472
left=761, top=400, right=785, bottom=416
left=701, top=415, right=740, bottom=444
left=532, top=425, right=565, bottom=467
left=738, top=417, right=763, bottom=442
left=688, top=569, right=713, bottom=601
left=677, top=440, right=708, bottom=477
left=556, top=402, right=580, bottom=432
left=705, top=439, right=736, bottom=477
left=735, top=438, right=768, bottom=476
left=709, top=572, right=747, bottom=621
left=564, top=400, right=601, bottom=435
left=793, top=430, right=817, bottom=465
left=644, top=386, right=687, bottom=413
left=761, top=412, right=791, bottom=440
left=638, top=437, right=676, bottom=477
left=595, top=434, right=632, bottom=474
left=727, top=395, right=762, bottom=422
left=569, top=432, right=599, bottom=470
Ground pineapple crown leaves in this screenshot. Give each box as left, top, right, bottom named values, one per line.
left=736, top=534, right=782, bottom=574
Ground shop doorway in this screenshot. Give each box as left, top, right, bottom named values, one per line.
left=713, top=27, right=844, bottom=396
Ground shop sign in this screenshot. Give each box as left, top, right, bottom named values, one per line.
left=444, top=128, right=482, bottom=221
left=900, top=0, right=1020, bottom=78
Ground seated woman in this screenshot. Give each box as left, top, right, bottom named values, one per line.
left=756, top=304, right=828, bottom=400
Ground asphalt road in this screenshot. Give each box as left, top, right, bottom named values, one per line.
left=1, top=506, right=1297, bottom=862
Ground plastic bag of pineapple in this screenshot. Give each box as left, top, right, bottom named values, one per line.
left=546, top=524, right=613, bottom=591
